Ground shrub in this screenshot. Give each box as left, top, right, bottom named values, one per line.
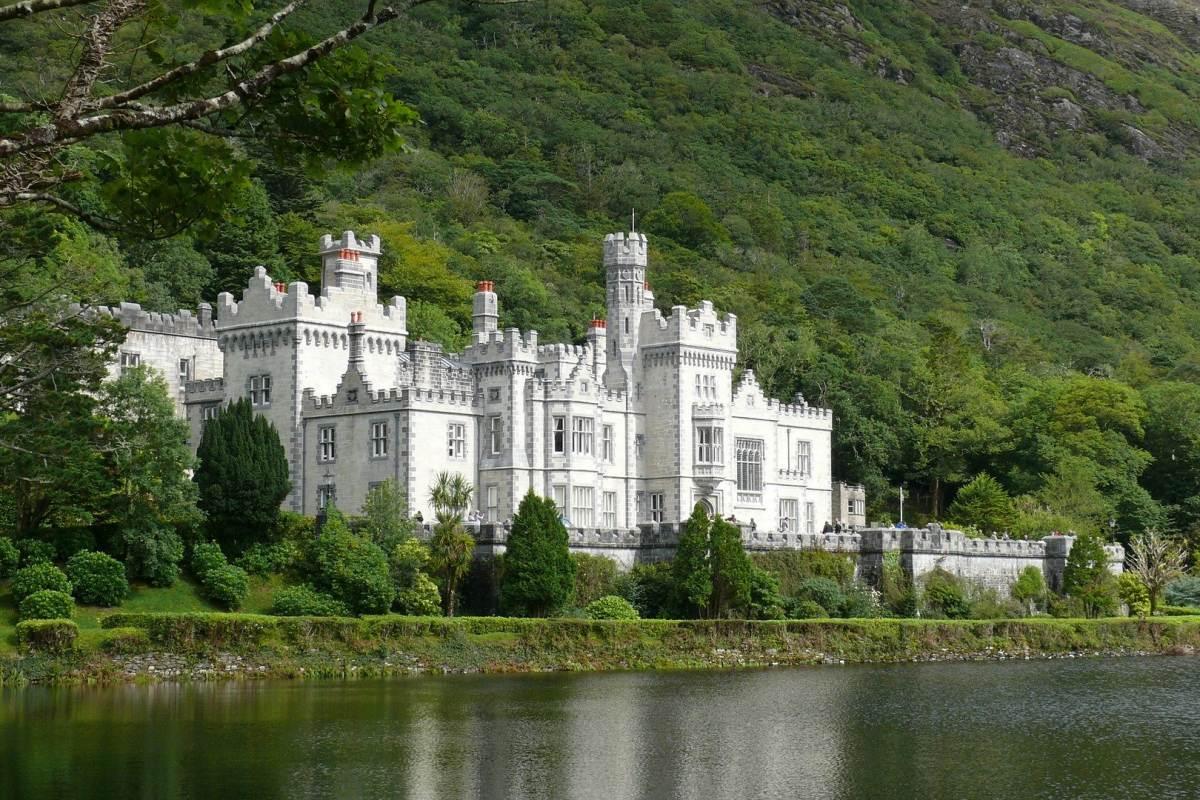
left=968, top=586, right=1021, bottom=620
left=19, top=589, right=75, bottom=621
left=748, top=567, right=785, bottom=620
left=0, top=536, right=17, bottom=578
left=571, top=553, right=618, bottom=607
left=1165, top=576, right=1200, bottom=608
left=396, top=573, right=442, bottom=616
left=11, top=562, right=72, bottom=603
left=119, top=520, right=184, bottom=587
left=501, top=491, right=575, bottom=616
left=786, top=599, right=828, bottom=619
left=923, top=568, right=970, bottom=619
left=16, top=619, right=78, bottom=653
left=1117, top=573, right=1150, bottom=617
left=271, top=584, right=350, bottom=617
left=19, top=539, right=57, bottom=566
left=191, top=541, right=228, bottom=578
left=235, top=541, right=298, bottom=576
left=1011, top=566, right=1047, bottom=615
left=1158, top=605, right=1200, bottom=616
left=615, top=562, right=677, bottom=619
left=202, top=565, right=250, bottom=610
left=101, top=627, right=151, bottom=654
left=585, top=595, right=639, bottom=620
left=308, top=514, right=395, bottom=615
left=795, top=577, right=843, bottom=613
left=66, top=550, right=130, bottom=606
left=750, top=550, right=855, bottom=594
left=838, top=583, right=881, bottom=618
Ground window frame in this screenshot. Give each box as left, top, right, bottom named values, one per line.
left=695, top=424, right=724, bottom=465
left=797, top=440, right=812, bottom=477
left=735, top=438, right=764, bottom=496
left=572, top=486, right=594, bottom=528
left=447, top=422, right=466, bottom=460
left=601, top=491, right=617, bottom=528
left=571, top=417, right=593, bottom=455
left=370, top=420, right=389, bottom=459
left=601, top=425, right=614, bottom=462
left=649, top=492, right=665, bottom=523
left=489, top=415, right=503, bottom=455
left=552, top=415, right=566, bottom=454
left=318, top=425, right=337, bottom=463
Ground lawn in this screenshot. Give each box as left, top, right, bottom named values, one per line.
left=0, top=574, right=281, bottom=653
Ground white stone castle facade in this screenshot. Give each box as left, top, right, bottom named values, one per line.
left=105, top=229, right=867, bottom=532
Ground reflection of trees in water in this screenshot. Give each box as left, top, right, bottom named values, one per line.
left=3, top=661, right=1195, bottom=799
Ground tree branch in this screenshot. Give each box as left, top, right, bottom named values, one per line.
left=94, top=0, right=306, bottom=111
left=0, top=0, right=97, bottom=22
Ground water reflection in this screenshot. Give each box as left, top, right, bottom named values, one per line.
left=3, top=658, right=1199, bottom=800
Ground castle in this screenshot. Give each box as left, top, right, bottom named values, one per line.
left=102, top=229, right=1126, bottom=589
left=104, top=229, right=866, bottom=531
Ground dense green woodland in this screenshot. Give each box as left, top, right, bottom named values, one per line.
left=9, top=0, right=1200, bottom=547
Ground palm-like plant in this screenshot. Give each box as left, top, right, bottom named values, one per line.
left=428, top=472, right=476, bottom=616
left=430, top=471, right=474, bottom=524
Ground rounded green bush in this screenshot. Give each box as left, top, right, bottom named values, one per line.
left=795, top=577, right=843, bottom=613
left=395, top=573, right=442, bottom=616
left=788, top=599, right=828, bottom=619
left=201, top=564, right=249, bottom=610
left=11, top=562, right=73, bottom=603
left=66, top=550, right=130, bottom=607
left=19, top=589, right=75, bottom=621
left=191, top=541, right=228, bottom=578
left=271, top=584, right=350, bottom=617
left=585, top=595, right=640, bottom=620
left=19, top=539, right=56, bottom=567
left=0, top=537, right=18, bottom=579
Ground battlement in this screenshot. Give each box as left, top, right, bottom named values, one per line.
left=463, top=328, right=542, bottom=361
left=537, top=342, right=590, bottom=360
left=89, top=301, right=216, bottom=338
left=215, top=267, right=406, bottom=332
left=640, top=301, right=737, bottom=349
left=304, top=384, right=480, bottom=412
left=692, top=402, right=726, bottom=419
left=602, top=231, right=648, bottom=268
left=319, top=231, right=381, bottom=256
left=184, top=377, right=225, bottom=396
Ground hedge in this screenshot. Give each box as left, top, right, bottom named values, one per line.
left=16, top=619, right=78, bottom=654
left=11, top=562, right=72, bottom=604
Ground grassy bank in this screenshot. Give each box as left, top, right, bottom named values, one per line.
left=3, top=613, right=1199, bottom=686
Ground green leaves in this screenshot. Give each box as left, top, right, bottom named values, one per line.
left=99, top=129, right=253, bottom=239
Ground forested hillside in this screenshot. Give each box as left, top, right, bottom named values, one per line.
left=6, top=0, right=1200, bottom=543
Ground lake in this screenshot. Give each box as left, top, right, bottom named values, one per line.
left=2, top=657, right=1196, bottom=799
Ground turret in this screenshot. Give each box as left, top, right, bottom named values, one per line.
left=473, top=280, right=498, bottom=339
left=319, top=231, right=381, bottom=298
left=604, top=231, right=649, bottom=390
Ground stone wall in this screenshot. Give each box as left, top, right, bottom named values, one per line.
left=454, top=523, right=1123, bottom=592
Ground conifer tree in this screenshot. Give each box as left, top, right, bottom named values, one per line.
left=501, top=490, right=575, bottom=617
left=709, top=516, right=753, bottom=618
left=1062, top=531, right=1117, bottom=618
left=673, top=504, right=714, bottom=617
left=194, top=398, right=290, bottom=555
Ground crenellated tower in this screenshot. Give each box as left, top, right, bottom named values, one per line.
left=319, top=231, right=381, bottom=298
left=603, top=231, right=650, bottom=391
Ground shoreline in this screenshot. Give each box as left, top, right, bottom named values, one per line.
left=3, top=614, right=1198, bottom=686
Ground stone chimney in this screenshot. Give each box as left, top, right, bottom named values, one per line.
left=348, top=310, right=366, bottom=371
left=587, top=317, right=607, bottom=385
left=473, top=280, right=498, bottom=339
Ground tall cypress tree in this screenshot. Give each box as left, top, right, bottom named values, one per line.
left=501, top=490, right=575, bottom=616
left=673, top=504, right=713, bottom=617
left=194, top=398, right=290, bottom=554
